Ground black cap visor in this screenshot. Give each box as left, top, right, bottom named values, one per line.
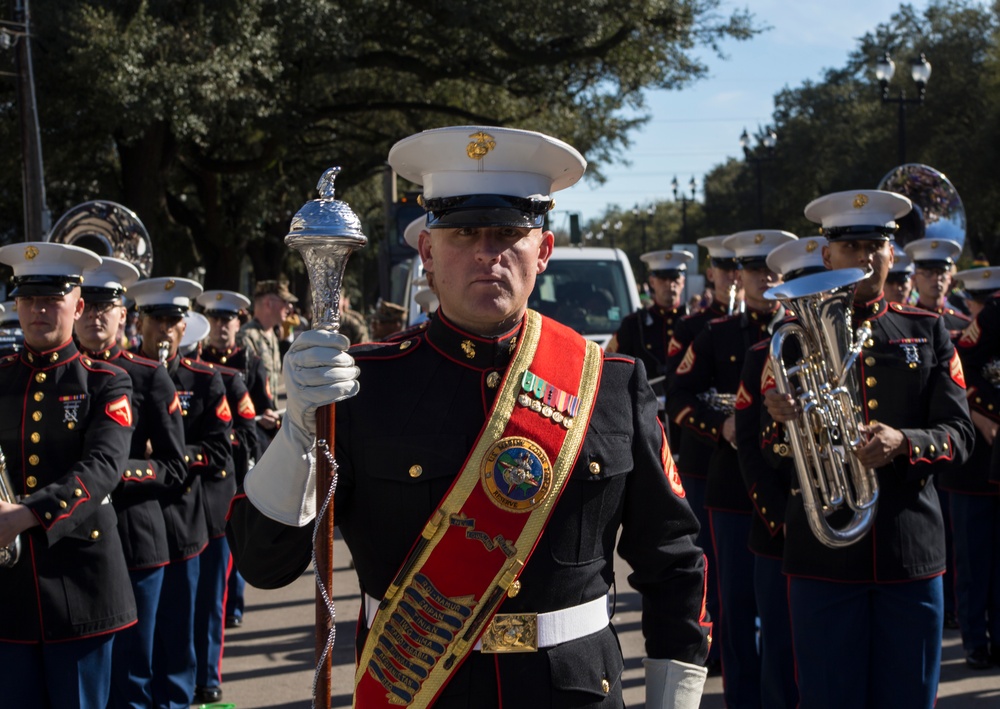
left=81, top=286, right=125, bottom=303
left=650, top=269, right=686, bottom=280
left=885, top=272, right=912, bottom=285
left=784, top=265, right=828, bottom=282
left=739, top=257, right=770, bottom=270
left=424, top=194, right=552, bottom=229
left=204, top=309, right=240, bottom=320
left=821, top=225, right=894, bottom=242
left=913, top=260, right=954, bottom=270
left=138, top=304, right=188, bottom=318
left=10, top=275, right=82, bottom=298
left=710, top=257, right=738, bottom=269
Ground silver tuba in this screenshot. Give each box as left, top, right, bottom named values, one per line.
left=877, top=164, right=966, bottom=250
left=46, top=200, right=154, bottom=277
left=765, top=268, right=878, bottom=548
left=0, top=444, right=21, bottom=567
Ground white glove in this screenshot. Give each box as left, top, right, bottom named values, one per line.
left=643, top=658, right=707, bottom=709
left=283, top=329, right=359, bottom=436
left=244, top=329, right=359, bottom=528
left=244, top=421, right=317, bottom=527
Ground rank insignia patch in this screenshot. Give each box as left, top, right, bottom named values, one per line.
left=105, top=395, right=133, bottom=427
left=950, top=351, right=966, bottom=388
left=237, top=392, right=256, bottom=419
left=760, top=357, right=776, bottom=393
left=167, top=392, right=181, bottom=415
left=958, top=320, right=981, bottom=348
left=481, top=437, right=553, bottom=512
left=216, top=397, right=232, bottom=422
left=667, top=336, right=683, bottom=357
left=675, top=346, right=695, bottom=375
left=661, top=429, right=685, bottom=498
left=735, top=382, right=753, bottom=410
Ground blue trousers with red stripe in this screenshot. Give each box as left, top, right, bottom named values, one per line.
left=789, top=575, right=942, bottom=709
left=0, top=634, right=114, bottom=709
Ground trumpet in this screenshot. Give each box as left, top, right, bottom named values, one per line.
left=0, top=444, right=22, bottom=567
left=157, top=340, right=171, bottom=366
left=765, top=268, right=878, bottom=548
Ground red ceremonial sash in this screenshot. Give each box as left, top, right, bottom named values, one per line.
left=353, top=311, right=603, bottom=708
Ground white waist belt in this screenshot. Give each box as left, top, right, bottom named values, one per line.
left=364, top=593, right=610, bottom=649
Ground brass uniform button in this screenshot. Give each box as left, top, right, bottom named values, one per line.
left=67, top=422, right=75, bottom=430
left=28, top=455, right=39, bottom=466
left=30, top=432, right=40, bottom=443
left=761, top=507, right=767, bottom=514
left=90, top=530, right=100, bottom=540
left=909, top=362, right=918, bottom=369
left=32, top=411, right=42, bottom=422
left=34, top=372, right=46, bottom=383
left=182, top=410, right=188, bottom=417
left=929, top=445, right=936, bottom=455
left=589, top=462, right=602, bottom=475
left=125, top=470, right=132, bottom=478
left=700, top=422, right=706, bottom=429
left=867, top=399, right=878, bottom=410
left=865, top=377, right=877, bottom=387
left=865, top=357, right=875, bottom=367
left=914, top=446, right=921, bottom=455
left=399, top=340, right=412, bottom=350
left=26, top=476, right=37, bottom=488
left=220, top=356, right=228, bottom=364
left=196, top=454, right=203, bottom=462
left=601, top=678, right=610, bottom=694
left=486, top=371, right=501, bottom=389
left=730, top=355, right=737, bottom=362
left=184, top=455, right=190, bottom=463
left=865, top=338, right=874, bottom=348
left=408, top=465, right=423, bottom=479
left=943, top=443, right=949, bottom=451
left=33, top=392, right=43, bottom=402
left=146, top=468, right=153, bottom=476
left=59, top=500, right=68, bottom=509
left=220, top=470, right=227, bottom=478
left=44, top=512, right=52, bottom=520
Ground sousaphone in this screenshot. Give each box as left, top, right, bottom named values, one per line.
left=45, top=200, right=153, bottom=277
left=877, top=164, right=966, bottom=249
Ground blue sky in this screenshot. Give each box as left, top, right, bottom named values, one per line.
left=554, top=0, right=939, bottom=230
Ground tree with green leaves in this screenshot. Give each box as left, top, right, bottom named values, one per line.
left=0, top=0, right=757, bottom=301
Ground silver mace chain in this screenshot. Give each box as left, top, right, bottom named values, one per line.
left=310, top=437, right=339, bottom=708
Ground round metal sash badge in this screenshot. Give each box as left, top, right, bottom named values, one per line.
left=481, top=437, right=554, bottom=512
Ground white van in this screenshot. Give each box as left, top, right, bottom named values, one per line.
left=403, top=246, right=641, bottom=348
left=528, top=246, right=641, bottom=348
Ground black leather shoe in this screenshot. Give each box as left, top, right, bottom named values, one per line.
left=966, top=647, right=992, bottom=670
left=944, top=612, right=960, bottom=630
left=194, top=686, right=223, bottom=703
left=225, top=614, right=243, bottom=628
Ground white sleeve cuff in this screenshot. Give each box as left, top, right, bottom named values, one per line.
left=244, top=422, right=317, bottom=527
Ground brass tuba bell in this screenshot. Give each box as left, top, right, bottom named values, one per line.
left=765, top=268, right=879, bottom=548
left=45, top=200, right=153, bottom=277
left=877, top=164, right=965, bottom=250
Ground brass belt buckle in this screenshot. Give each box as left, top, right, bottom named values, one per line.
left=479, top=613, right=538, bottom=653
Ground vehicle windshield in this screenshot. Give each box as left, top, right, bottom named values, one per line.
left=529, top=258, right=633, bottom=336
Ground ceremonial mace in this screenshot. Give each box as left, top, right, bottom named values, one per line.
left=285, top=167, right=367, bottom=708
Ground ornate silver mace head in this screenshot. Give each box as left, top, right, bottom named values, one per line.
left=285, top=167, right=368, bottom=331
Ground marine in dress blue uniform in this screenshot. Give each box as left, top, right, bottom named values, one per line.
left=662, top=234, right=739, bottom=673
left=607, top=249, right=692, bottom=448
left=762, top=190, right=974, bottom=708
left=130, top=277, right=232, bottom=709
left=906, top=237, right=970, bottom=630
left=75, top=257, right=189, bottom=709
left=192, top=336, right=253, bottom=704
left=229, top=125, right=711, bottom=707
left=950, top=266, right=1000, bottom=668
left=733, top=237, right=828, bottom=709
left=0, top=243, right=137, bottom=709
left=198, top=290, right=277, bottom=632
left=884, top=243, right=914, bottom=305
left=668, top=229, right=795, bottom=709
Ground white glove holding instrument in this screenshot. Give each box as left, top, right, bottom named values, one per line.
left=244, top=330, right=359, bottom=527
left=643, top=658, right=707, bottom=709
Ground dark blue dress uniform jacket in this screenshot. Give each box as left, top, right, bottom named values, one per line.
left=668, top=308, right=780, bottom=512
left=204, top=362, right=253, bottom=536
left=152, top=354, right=232, bottom=560
left=760, top=297, right=974, bottom=581
left=736, top=339, right=790, bottom=559
left=610, top=304, right=688, bottom=448
left=956, top=291, right=1000, bottom=484
left=664, top=301, right=728, bottom=479
left=87, top=345, right=187, bottom=569
left=0, top=340, right=137, bottom=641
left=229, top=312, right=710, bottom=708
left=202, top=344, right=275, bottom=463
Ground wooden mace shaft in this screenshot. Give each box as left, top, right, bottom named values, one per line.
left=315, top=404, right=336, bottom=708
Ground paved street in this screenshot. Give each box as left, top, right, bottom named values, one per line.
left=216, top=530, right=1000, bottom=708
